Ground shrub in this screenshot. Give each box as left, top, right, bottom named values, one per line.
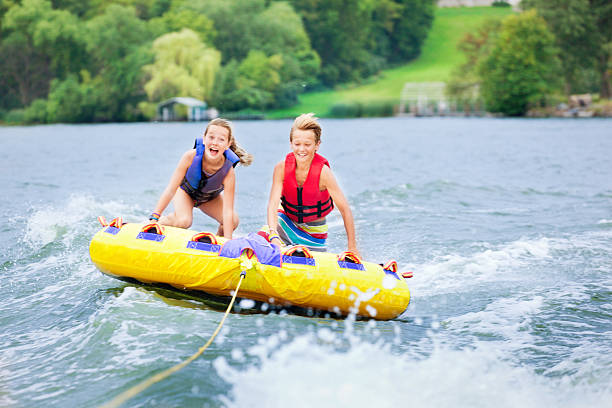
left=492, top=1, right=511, bottom=7
left=23, top=99, right=48, bottom=124
left=3, top=109, right=25, bottom=124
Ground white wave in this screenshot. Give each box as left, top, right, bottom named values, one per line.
left=214, top=332, right=610, bottom=408
left=407, top=237, right=553, bottom=295
left=23, top=194, right=140, bottom=247
left=445, top=296, right=544, bottom=349
left=596, top=219, right=612, bottom=225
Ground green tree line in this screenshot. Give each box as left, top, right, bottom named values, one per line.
left=0, top=0, right=435, bottom=123
left=447, top=0, right=611, bottom=116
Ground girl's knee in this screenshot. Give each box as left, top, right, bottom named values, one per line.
left=175, top=216, right=192, bottom=229
left=233, top=213, right=240, bottom=228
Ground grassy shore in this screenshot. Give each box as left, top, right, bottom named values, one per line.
left=266, top=6, right=513, bottom=119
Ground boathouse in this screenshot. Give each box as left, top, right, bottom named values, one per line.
left=157, top=97, right=213, bottom=121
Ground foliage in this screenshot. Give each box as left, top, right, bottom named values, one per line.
left=290, top=0, right=434, bottom=85
left=329, top=101, right=395, bottom=118
left=267, top=6, right=513, bottom=119
left=388, top=0, right=435, bottom=63
left=143, top=28, right=221, bottom=102
left=521, top=0, right=612, bottom=98
left=210, top=52, right=287, bottom=112
left=1, top=0, right=86, bottom=107
left=291, top=0, right=376, bottom=85
left=147, top=8, right=215, bottom=43
left=478, top=10, right=562, bottom=116
left=83, top=4, right=153, bottom=121
left=0, top=0, right=438, bottom=122
left=446, top=19, right=500, bottom=102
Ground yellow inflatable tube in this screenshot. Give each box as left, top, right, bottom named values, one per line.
left=89, top=219, right=411, bottom=320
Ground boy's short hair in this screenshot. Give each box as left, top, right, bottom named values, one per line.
left=290, top=113, right=321, bottom=143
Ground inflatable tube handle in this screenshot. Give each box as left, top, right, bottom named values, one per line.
left=141, top=223, right=165, bottom=235
left=382, top=260, right=398, bottom=273
left=107, top=217, right=124, bottom=228
left=283, top=245, right=314, bottom=258
left=338, top=251, right=362, bottom=264
left=191, top=232, right=218, bottom=245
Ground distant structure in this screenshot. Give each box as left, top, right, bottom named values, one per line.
left=156, top=97, right=218, bottom=121
left=437, top=0, right=520, bottom=7
left=398, top=82, right=485, bottom=116
left=398, top=82, right=448, bottom=116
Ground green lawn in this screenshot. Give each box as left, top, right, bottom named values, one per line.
left=266, top=6, right=513, bottom=119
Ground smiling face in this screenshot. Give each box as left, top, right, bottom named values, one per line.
left=290, top=128, right=320, bottom=164
left=203, top=124, right=231, bottom=162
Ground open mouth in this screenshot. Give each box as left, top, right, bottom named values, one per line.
left=208, top=147, right=220, bottom=156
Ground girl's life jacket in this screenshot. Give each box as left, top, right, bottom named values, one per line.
left=180, top=136, right=240, bottom=205
left=281, top=152, right=334, bottom=223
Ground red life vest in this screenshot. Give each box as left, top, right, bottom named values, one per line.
left=281, top=152, right=334, bottom=223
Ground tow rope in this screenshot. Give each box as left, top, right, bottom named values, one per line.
left=99, top=262, right=250, bottom=408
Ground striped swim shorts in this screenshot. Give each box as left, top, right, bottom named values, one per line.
left=277, top=210, right=328, bottom=251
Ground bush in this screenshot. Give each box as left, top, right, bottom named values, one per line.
left=329, top=103, right=361, bottom=118
left=492, top=1, right=511, bottom=7
left=3, top=109, right=25, bottom=124
left=329, top=100, right=396, bottom=118
left=360, top=101, right=395, bottom=117
left=23, top=99, right=49, bottom=124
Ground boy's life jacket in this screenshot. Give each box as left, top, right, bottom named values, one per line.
left=180, top=136, right=240, bottom=204
left=281, top=152, right=334, bottom=223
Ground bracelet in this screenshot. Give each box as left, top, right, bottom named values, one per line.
left=149, top=212, right=160, bottom=221
left=268, top=234, right=281, bottom=242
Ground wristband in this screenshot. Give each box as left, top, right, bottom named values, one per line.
left=149, top=212, right=160, bottom=221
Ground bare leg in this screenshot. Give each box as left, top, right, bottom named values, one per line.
left=197, top=193, right=239, bottom=236
left=158, top=189, right=195, bottom=228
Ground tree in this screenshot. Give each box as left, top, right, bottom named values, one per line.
left=209, top=51, right=285, bottom=111
left=84, top=4, right=153, bottom=120
left=142, top=28, right=221, bottom=102
left=479, top=10, right=562, bottom=115
left=522, top=0, right=612, bottom=98
left=186, top=0, right=320, bottom=109
left=147, top=8, right=215, bottom=43
left=289, top=0, right=376, bottom=85
left=44, top=72, right=98, bottom=122
left=1, top=0, right=86, bottom=107
left=388, top=0, right=435, bottom=63
left=446, top=19, right=501, bottom=102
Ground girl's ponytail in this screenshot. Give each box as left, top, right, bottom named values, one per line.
left=229, top=139, right=253, bottom=166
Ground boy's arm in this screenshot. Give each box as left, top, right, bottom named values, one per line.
left=320, top=166, right=360, bottom=258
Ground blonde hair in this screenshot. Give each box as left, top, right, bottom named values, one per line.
left=205, top=118, right=253, bottom=166
left=290, top=113, right=322, bottom=143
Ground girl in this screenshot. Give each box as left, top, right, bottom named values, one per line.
left=266, top=113, right=359, bottom=256
left=150, top=118, right=252, bottom=239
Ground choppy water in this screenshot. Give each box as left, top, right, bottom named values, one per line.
left=1, top=118, right=611, bottom=407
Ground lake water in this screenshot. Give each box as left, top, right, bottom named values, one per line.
left=1, top=118, right=611, bottom=407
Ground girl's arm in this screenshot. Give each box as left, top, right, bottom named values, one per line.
left=152, top=150, right=194, bottom=217
left=320, top=166, right=360, bottom=258
left=221, top=167, right=235, bottom=239
left=266, top=161, right=284, bottom=247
